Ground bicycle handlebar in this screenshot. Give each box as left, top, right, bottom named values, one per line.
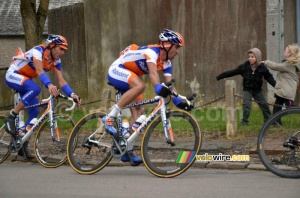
left=161, top=79, right=197, bottom=106
left=171, top=92, right=196, bottom=106
left=41, top=93, right=76, bottom=111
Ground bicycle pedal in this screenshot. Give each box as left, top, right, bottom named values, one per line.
left=82, top=142, right=92, bottom=149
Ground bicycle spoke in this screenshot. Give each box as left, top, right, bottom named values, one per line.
left=142, top=110, right=202, bottom=178
left=67, top=112, right=113, bottom=174
left=34, top=114, right=75, bottom=168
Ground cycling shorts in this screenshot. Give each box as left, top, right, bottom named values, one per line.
left=107, top=59, right=143, bottom=101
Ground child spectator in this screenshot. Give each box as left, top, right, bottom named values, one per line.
left=262, top=44, right=300, bottom=123
left=216, top=48, right=276, bottom=125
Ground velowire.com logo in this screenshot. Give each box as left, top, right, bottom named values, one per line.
left=196, top=153, right=250, bottom=162
left=176, top=151, right=250, bottom=163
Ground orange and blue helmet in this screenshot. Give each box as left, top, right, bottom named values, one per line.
left=159, top=29, right=185, bottom=47
left=46, top=34, right=68, bottom=50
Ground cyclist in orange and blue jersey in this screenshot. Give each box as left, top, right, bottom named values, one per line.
left=103, top=29, right=193, bottom=165
left=4, top=34, right=82, bottom=159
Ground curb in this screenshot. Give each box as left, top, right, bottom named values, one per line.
left=4, top=154, right=267, bottom=171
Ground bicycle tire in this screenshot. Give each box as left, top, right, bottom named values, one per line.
left=34, top=114, right=75, bottom=168
left=0, top=115, right=11, bottom=163
left=258, top=107, right=300, bottom=178
left=141, top=109, right=202, bottom=178
left=67, top=112, right=113, bottom=175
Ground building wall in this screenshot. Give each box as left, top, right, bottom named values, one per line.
left=0, top=37, right=25, bottom=107
left=83, top=0, right=267, bottom=106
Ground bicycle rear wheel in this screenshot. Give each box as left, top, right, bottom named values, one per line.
left=141, top=109, right=202, bottom=178
left=0, top=115, right=11, bottom=163
left=258, top=107, right=300, bottom=178
left=67, top=112, right=113, bottom=175
left=34, top=114, right=75, bottom=168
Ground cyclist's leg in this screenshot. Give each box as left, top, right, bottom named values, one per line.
left=24, top=97, right=39, bottom=127
left=129, top=98, right=144, bottom=127
left=4, top=69, right=30, bottom=134
left=120, top=99, right=144, bottom=164
left=103, top=63, right=145, bottom=134
left=17, top=96, right=39, bottom=159
left=14, top=87, right=40, bottom=159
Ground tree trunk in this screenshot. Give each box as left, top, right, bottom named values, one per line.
left=20, top=0, right=49, bottom=50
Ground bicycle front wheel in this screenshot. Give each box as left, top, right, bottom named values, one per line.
left=258, top=107, right=300, bottom=178
left=34, top=114, right=75, bottom=168
left=67, top=112, right=113, bottom=175
left=0, top=115, right=11, bottom=164
left=142, top=109, right=202, bottom=178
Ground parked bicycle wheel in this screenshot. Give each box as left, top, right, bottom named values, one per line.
left=141, top=109, right=202, bottom=178
left=67, top=112, right=113, bottom=174
left=0, top=115, right=11, bottom=163
left=258, top=107, right=300, bottom=178
left=34, top=114, right=75, bottom=168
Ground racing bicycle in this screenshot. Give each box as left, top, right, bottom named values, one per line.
left=258, top=107, right=300, bottom=178
left=0, top=92, right=76, bottom=168
left=67, top=80, right=202, bottom=178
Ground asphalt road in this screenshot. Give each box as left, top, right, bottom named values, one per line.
left=0, top=162, right=299, bottom=198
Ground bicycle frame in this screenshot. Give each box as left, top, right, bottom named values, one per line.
left=114, top=88, right=185, bottom=147
left=12, top=93, right=75, bottom=149
left=86, top=80, right=195, bottom=154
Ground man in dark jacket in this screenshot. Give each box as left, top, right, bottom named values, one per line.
left=216, top=48, right=276, bottom=125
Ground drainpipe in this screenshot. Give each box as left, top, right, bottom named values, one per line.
left=296, top=0, right=300, bottom=45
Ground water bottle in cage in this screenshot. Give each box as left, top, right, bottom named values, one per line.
left=132, top=115, right=147, bottom=132
left=122, top=119, right=130, bottom=138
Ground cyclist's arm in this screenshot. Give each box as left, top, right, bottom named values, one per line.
left=164, top=75, right=178, bottom=95
left=147, top=62, right=160, bottom=86
left=33, top=58, right=59, bottom=96
left=54, top=70, right=68, bottom=87
left=33, top=58, right=44, bottom=76
left=55, top=70, right=82, bottom=106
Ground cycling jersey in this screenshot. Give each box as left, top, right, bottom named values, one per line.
left=107, top=44, right=173, bottom=101
left=6, top=45, right=64, bottom=127
left=118, top=44, right=172, bottom=76
left=10, top=45, right=62, bottom=79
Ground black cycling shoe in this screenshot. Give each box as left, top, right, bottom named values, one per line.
left=18, top=141, right=35, bottom=160
left=4, top=115, right=17, bottom=135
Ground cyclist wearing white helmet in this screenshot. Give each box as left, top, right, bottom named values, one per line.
left=102, top=28, right=192, bottom=165
left=4, top=34, right=82, bottom=159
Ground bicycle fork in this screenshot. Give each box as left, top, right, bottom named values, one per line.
left=48, top=100, right=61, bottom=142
